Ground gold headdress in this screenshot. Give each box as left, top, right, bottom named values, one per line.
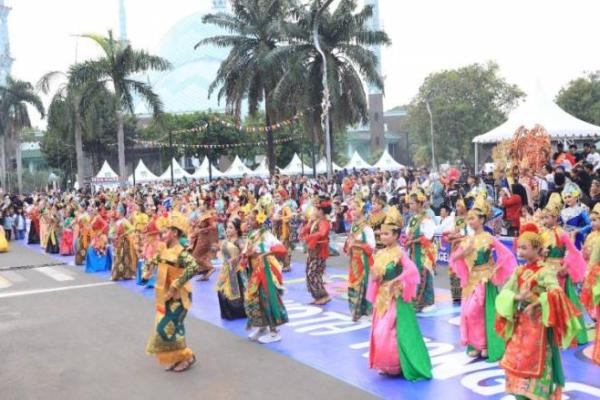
left=406, top=186, right=427, bottom=203
left=543, top=193, right=563, bottom=218
left=467, top=194, right=491, bottom=219
left=592, top=202, right=600, bottom=216
left=381, top=206, right=403, bottom=233
left=518, top=222, right=542, bottom=249
left=166, top=211, right=189, bottom=236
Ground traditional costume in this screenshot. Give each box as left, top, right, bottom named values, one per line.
left=368, top=196, right=387, bottom=250
left=582, top=237, right=600, bottom=366
left=444, top=199, right=469, bottom=303
left=44, top=209, right=60, bottom=254
left=190, top=210, right=218, bottom=281
left=112, top=217, right=137, bottom=280
left=496, top=223, right=583, bottom=400
left=272, top=189, right=293, bottom=272
left=85, top=214, right=112, bottom=273
left=0, top=226, right=9, bottom=252
left=216, top=236, right=247, bottom=320
left=560, top=182, right=591, bottom=249
left=449, top=195, right=517, bottom=360
left=59, top=214, right=75, bottom=256
left=145, top=213, right=199, bottom=371
left=27, top=205, right=40, bottom=245
left=74, top=212, right=91, bottom=266
left=366, top=207, right=432, bottom=380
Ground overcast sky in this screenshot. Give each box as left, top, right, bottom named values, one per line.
left=8, top=0, right=600, bottom=127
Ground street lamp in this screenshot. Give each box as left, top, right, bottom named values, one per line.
left=313, top=0, right=335, bottom=180
left=424, top=98, right=436, bottom=171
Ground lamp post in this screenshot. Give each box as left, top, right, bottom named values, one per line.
left=313, top=0, right=335, bottom=180
left=424, top=98, right=436, bottom=171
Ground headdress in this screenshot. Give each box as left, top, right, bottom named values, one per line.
left=381, top=206, right=403, bottom=233
left=518, top=222, right=542, bottom=248
left=317, top=196, right=332, bottom=211
left=543, top=193, right=563, bottom=217
left=561, top=181, right=581, bottom=200
left=166, top=211, right=188, bottom=236
left=467, top=193, right=491, bottom=219
left=406, top=187, right=427, bottom=203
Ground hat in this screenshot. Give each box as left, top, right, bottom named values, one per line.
left=467, top=193, right=491, bottom=219
left=166, top=211, right=188, bottom=236
left=518, top=222, right=542, bottom=248
left=543, top=193, right=563, bottom=217
left=381, top=206, right=403, bottom=233
left=562, top=182, right=581, bottom=200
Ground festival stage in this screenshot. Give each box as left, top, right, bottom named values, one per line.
left=35, top=245, right=600, bottom=400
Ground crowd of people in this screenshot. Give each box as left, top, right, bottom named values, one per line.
left=0, top=142, right=599, bottom=398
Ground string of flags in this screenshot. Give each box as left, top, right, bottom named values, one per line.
left=132, top=135, right=300, bottom=150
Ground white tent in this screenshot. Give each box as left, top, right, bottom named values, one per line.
left=279, top=153, right=313, bottom=175
left=128, top=160, right=159, bottom=184
left=92, top=161, right=120, bottom=186
left=344, top=151, right=372, bottom=170
left=372, top=149, right=405, bottom=171
left=315, top=158, right=342, bottom=174
left=192, top=157, right=223, bottom=179
left=472, top=83, right=600, bottom=167
left=159, top=158, right=194, bottom=181
left=249, top=158, right=270, bottom=178
left=223, top=155, right=254, bottom=178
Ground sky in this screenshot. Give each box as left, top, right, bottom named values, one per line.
left=8, top=0, right=600, bottom=127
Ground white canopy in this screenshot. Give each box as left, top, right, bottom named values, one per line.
left=372, top=149, right=405, bottom=171
left=315, top=158, right=342, bottom=174
left=473, top=83, right=600, bottom=144
left=279, top=153, right=313, bottom=175
left=192, top=157, right=223, bottom=179
left=223, top=156, right=254, bottom=178
left=128, top=160, right=159, bottom=184
left=249, top=158, right=270, bottom=178
left=159, top=158, right=193, bottom=181
left=92, top=161, right=119, bottom=185
left=344, top=151, right=373, bottom=170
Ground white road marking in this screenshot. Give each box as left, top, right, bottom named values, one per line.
left=36, top=267, right=74, bottom=282
left=1, top=271, right=26, bottom=282
left=0, top=274, right=12, bottom=289
left=0, top=282, right=115, bottom=298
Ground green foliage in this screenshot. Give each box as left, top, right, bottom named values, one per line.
left=556, top=72, right=600, bottom=126
left=407, top=61, right=524, bottom=167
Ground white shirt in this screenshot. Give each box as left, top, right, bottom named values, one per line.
left=587, top=152, right=600, bottom=170
left=395, top=177, right=407, bottom=193
left=435, top=215, right=455, bottom=235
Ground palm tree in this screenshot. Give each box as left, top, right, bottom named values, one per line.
left=0, top=76, right=45, bottom=193
left=70, top=31, right=171, bottom=184
left=197, top=0, right=292, bottom=175
left=272, top=0, right=390, bottom=157
left=38, top=71, right=86, bottom=189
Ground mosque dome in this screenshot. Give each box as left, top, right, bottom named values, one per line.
left=136, top=1, right=230, bottom=114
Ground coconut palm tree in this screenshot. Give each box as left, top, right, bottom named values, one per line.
left=70, top=31, right=171, bottom=184
left=196, top=0, right=293, bottom=175
left=0, top=76, right=45, bottom=193
left=272, top=0, right=390, bottom=157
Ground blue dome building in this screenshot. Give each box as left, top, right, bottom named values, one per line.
left=136, top=0, right=230, bottom=114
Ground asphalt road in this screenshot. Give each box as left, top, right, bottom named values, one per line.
left=0, top=243, right=376, bottom=400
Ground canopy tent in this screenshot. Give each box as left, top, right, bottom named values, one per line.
left=472, top=83, right=600, bottom=168
left=372, top=149, right=405, bottom=171
left=222, top=155, right=254, bottom=178
left=128, top=160, right=159, bottom=184
left=344, top=151, right=373, bottom=170
left=192, top=157, right=223, bottom=179
left=315, top=158, right=342, bottom=174
left=279, top=153, right=313, bottom=175
left=159, top=158, right=194, bottom=181
left=249, top=158, right=270, bottom=178
left=92, top=161, right=120, bottom=186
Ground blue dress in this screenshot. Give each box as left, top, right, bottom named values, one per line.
left=561, top=205, right=591, bottom=249
left=85, top=246, right=113, bottom=273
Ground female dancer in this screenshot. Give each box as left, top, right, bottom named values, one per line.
left=496, top=223, right=583, bottom=399
left=368, top=195, right=387, bottom=250
left=59, top=207, right=75, bottom=256
left=344, top=199, right=375, bottom=321
left=582, top=234, right=600, bottom=365
left=44, top=205, right=60, bottom=254
left=405, top=189, right=437, bottom=312
left=85, top=210, right=112, bottom=273
left=242, top=209, right=288, bottom=344
left=145, top=213, right=199, bottom=372
left=215, top=218, right=247, bottom=320
left=272, top=188, right=293, bottom=272
left=450, top=195, right=517, bottom=360
left=74, top=209, right=91, bottom=266
left=367, top=207, right=432, bottom=380
left=112, top=209, right=137, bottom=281
left=300, top=197, right=332, bottom=305
left=561, top=182, right=591, bottom=249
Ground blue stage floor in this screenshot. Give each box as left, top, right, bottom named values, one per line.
left=31, top=244, right=600, bottom=400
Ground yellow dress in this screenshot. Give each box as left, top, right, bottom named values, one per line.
left=0, top=227, right=8, bottom=253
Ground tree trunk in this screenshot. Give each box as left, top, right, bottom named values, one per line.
left=328, top=118, right=334, bottom=169
left=0, top=135, right=6, bottom=191
left=74, top=96, right=85, bottom=190
left=116, top=109, right=126, bottom=187
left=16, top=131, right=22, bottom=194
left=264, top=90, right=276, bottom=176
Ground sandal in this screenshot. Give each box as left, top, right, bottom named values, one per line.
left=173, top=355, right=196, bottom=373
left=165, top=362, right=179, bottom=372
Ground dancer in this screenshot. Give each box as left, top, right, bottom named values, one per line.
left=300, top=197, right=332, bottom=305
left=540, top=193, right=588, bottom=345
left=272, top=188, right=293, bottom=272
left=59, top=208, right=75, bottom=256
left=583, top=203, right=600, bottom=261
left=0, top=224, right=8, bottom=252
left=215, top=217, right=247, bottom=320
left=137, top=218, right=162, bottom=288
left=450, top=194, right=517, bottom=361
left=242, top=209, right=288, bottom=344
left=145, top=212, right=199, bottom=372
left=561, top=182, right=591, bottom=249
left=112, top=211, right=137, bottom=281
left=44, top=205, right=60, bottom=254
left=190, top=201, right=218, bottom=281
left=496, top=223, right=583, bottom=400
left=368, top=195, right=387, bottom=250
left=582, top=237, right=600, bottom=365
left=367, top=207, right=432, bottom=380
left=27, top=202, right=40, bottom=245
left=344, top=199, right=375, bottom=321
left=74, top=209, right=91, bottom=266
left=405, top=188, right=437, bottom=312
left=85, top=210, right=112, bottom=273
left=445, top=198, right=469, bottom=304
